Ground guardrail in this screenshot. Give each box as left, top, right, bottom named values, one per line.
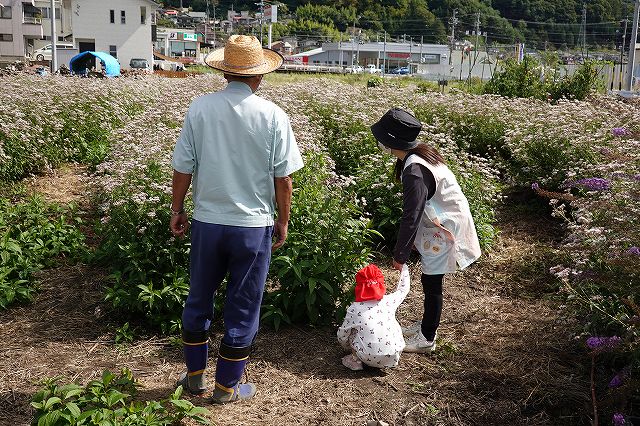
left=279, top=64, right=346, bottom=74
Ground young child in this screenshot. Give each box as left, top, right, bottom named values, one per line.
left=337, top=264, right=410, bottom=370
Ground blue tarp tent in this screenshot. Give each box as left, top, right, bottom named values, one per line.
left=69, top=51, right=121, bottom=77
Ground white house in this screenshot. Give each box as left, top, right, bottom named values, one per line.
left=0, top=0, right=43, bottom=62
left=70, top=0, right=158, bottom=70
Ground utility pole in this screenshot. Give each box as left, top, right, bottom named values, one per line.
left=448, top=9, right=458, bottom=67
left=619, top=18, right=628, bottom=90
left=383, top=31, right=387, bottom=73
left=50, top=0, right=57, bottom=73
left=256, top=0, right=265, bottom=45
left=581, top=3, right=587, bottom=59
left=409, top=36, right=412, bottom=70
left=625, top=0, right=640, bottom=91
left=205, top=0, right=209, bottom=45
left=420, top=35, right=423, bottom=64
left=212, top=4, right=216, bottom=49
left=466, top=12, right=481, bottom=84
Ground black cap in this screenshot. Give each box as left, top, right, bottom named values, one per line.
left=370, top=108, right=422, bottom=151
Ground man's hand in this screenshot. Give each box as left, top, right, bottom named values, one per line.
left=392, top=259, right=404, bottom=271
left=170, top=213, right=190, bottom=238
left=272, top=219, right=288, bottom=251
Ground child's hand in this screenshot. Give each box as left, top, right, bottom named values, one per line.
left=392, top=259, right=403, bottom=271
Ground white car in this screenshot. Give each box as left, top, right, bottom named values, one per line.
left=365, top=64, right=382, bottom=74
left=31, top=43, right=75, bottom=61
left=345, top=65, right=364, bottom=74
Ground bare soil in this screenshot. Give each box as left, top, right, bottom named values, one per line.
left=0, top=177, right=591, bottom=426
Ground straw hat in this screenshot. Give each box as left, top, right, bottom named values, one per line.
left=205, top=35, right=283, bottom=76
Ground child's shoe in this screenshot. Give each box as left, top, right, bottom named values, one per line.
left=342, top=354, right=364, bottom=371
left=176, top=371, right=207, bottom=395
left=210, top=382, right=257, bottom=403
left=403, top=331, right=437, bottom=354
left=401, top=321, right=422, bottom=337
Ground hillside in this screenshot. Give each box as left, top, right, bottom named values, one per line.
left=161, top=0, right=634, bottom=49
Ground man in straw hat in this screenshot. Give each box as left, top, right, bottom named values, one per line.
left=170, top=35, right=304, bottom=403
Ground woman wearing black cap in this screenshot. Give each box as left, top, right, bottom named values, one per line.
left=371, top=108, right=482, bottom=353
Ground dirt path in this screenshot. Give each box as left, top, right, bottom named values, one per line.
left=0, top=179, right=590, bottom=425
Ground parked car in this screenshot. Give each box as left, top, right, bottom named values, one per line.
left=31, top=43, right=74, bottom=61
left=365, top=64, right=382, bottom=74
left=129, top=58, right=150, bottom=71
left=390, top=66, right=410, bottom=75
left=345, top=65, right=364, bottom=74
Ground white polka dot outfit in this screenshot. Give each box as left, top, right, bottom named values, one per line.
left=337, top=265, right=410, bottom=368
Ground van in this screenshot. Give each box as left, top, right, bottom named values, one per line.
left=31, top=43, right=75, bottom=61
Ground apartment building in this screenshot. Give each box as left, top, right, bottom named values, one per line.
left=1, top=0, right=158, bottom=69
left=0, top=0, right=43, bottom=62
left=33, top=0, right=71, bottom=49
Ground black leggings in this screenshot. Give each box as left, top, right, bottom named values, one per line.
left=421, top=274, right=444, bottom=341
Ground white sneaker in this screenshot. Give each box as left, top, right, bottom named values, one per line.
left=401, top=321, right=422, bottom=338
left=403, top=332, right=437, bottom=354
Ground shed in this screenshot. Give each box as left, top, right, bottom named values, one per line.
left=69, top=51, right=121, bottom=77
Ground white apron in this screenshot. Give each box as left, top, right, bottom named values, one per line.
left=404, top=155, right=481, bottom=275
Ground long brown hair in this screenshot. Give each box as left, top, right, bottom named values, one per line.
left=394, top=143, right=444, bottom=181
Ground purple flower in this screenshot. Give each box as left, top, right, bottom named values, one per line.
left=569, top=178, right=611, bottom=191
left=613, top=413, right=626, bottom=425
left=633, top=174, right=640, bottom=182
left=608, top=374, right=623, bottom=388
left=586, top=336, right=622, bottom=350
left=612, top=127, right=629, bottom=137
left=628, top=247, right=640, bottom=256
left=531, top=182, right=540, bottom=190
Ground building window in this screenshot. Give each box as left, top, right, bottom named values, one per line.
left=41, top=7, right=61, bottom=19
left=120, top=10, right=126, bottom=24
left=110, top=10, right=115, bottom=23
left=140, top=6, right=146, bottom=24
left=109, top=45, right=117, bottom=58
left=0, top=6, right=12, bottom=19
left=0, top=34, right=13, bottom=42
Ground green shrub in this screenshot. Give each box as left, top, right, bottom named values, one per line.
left=311, top=103, right=378, bottom=176
left=367, top=76, right=384, bottom=88
left=263, top=152, right=377, bottom=328
left=484, top=57, right=604, bottom=102
left=31, top=369, right=210, bottom=425
left=352, top=153, right=403, bottom=247
left=416, top=81, right=439, bottom=93
left=96, top=162, right=190, bottom=334
left=414, top=107, right=509, bottom=160
left=0, top=196, right=85, bottom=310
left=484, top=57, right=547, bottom=99
left=547, top=61, right=605, bottom=101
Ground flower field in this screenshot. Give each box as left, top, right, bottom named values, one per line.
left=0, top=73, right=638, bottom=424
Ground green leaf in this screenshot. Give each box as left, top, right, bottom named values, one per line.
left=65, top=401, right=81, bottom=417
left=171, top=398, right=193, bottom=410
left=43, top=396, right=62, bottom=410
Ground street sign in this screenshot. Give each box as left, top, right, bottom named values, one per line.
left=183, top=33, right=197, bottom=41
left=264, top=4, right=277, bottom=23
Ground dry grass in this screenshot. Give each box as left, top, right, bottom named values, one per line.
left=0, top=176, right=591, bottom=425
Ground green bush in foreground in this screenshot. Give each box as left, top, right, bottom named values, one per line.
left=31, top=369, right=210, bottom=425
left=96, top=162, right=190, bottom=335
left=264, top=152, right=378, bottom=328
left=0, top=196, right=85, bottom=310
